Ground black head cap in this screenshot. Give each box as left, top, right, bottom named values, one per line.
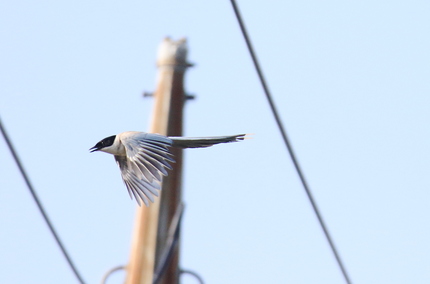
left=89, top=135, right=116, bottom=152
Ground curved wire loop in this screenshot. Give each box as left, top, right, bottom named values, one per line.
left=100, top=265, right=126, bottom=284
left=180, top=269, right=205, bottom=284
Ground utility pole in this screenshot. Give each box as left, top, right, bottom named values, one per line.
left=125, top=37, right=190, bottom=284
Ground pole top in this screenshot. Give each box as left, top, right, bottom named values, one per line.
left=157, top=37, right=192, bottom=69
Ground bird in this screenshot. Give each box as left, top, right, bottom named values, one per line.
left=90, top=131, right=247, bottom=206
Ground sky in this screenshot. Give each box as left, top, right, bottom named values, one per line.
left=1, top=1, right=430, bottom=283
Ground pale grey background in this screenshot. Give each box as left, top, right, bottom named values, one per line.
left=1, top=1, right=430, bottom=283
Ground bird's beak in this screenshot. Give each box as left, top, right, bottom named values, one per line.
left=89, top=146, right=99, bottom=153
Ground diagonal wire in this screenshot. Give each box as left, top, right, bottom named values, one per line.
left=229, top=1, right=352, bottom=284
left=153, top=202, right=184, bottom=284
left=0, top=116, right=86, bottom=284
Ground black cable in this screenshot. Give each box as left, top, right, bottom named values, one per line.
left=180, top=269, right=204, bottom=284
left=228, top=1, right=352, bottom=284
left=0, top=117, right=86, bottom=284
left=153, top=202, right=184, bottom=284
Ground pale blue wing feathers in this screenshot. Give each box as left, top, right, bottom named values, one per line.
left=114, top=133, right=174, bottom=206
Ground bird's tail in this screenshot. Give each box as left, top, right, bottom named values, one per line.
left=169, top=134, right=248, bottom=148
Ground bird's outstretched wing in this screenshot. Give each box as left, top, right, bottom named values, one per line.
left=114, top=133, right=175, bottom=206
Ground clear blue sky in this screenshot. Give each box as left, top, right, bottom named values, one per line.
left=1, top=1, right=430, bottom=283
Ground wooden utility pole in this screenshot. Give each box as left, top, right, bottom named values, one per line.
left=125, top=37, right=190, bottom=284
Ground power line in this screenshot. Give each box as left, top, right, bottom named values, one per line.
left=153, top=202, right=184, bottom=284
left=228, top=1, right=353, bottom=283
left=0, top=116, right=86, bottom=284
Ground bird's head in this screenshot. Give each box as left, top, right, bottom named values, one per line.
left=90, top=135, right=116, bottom=153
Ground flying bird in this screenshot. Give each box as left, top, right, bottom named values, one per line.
left=90, top=131, right=246, bottom=206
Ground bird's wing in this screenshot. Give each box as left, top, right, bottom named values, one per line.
left=115, top=133, right=175, bottom=206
